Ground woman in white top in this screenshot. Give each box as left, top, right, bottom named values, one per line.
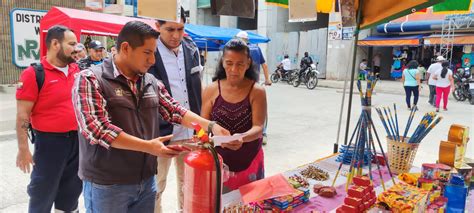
left=433, top=61, right=454, bottom=112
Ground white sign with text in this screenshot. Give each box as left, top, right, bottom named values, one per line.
left=10, top=8, right=47, bottom=67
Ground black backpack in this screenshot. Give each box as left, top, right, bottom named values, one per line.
left=31, top=63, right=45, bottom=92
left=27, top=63, right=45, bottom=143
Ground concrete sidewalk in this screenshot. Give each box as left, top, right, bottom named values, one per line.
left=318, top=79, right=432, bottom=97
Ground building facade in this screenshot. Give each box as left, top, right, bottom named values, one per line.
left=1, top=1, right=86, bottom=84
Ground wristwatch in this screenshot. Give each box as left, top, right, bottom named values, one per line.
left=208, top=121, right=216, bottom=134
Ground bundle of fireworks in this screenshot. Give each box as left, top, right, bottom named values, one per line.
left=332, top=77, right=396, bottom=192
left=265, top=187, right=310, bottom=212
left=377, top=183, right=429, bottom=212
left=336, top=176, right=377, bottom=213
left=336, top=144, right=372, bottom=166
left=377, top=105, right=442, bottom=174
left=376, top=106, right=442, bottom=144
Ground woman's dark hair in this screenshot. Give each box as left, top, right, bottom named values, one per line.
left=212, top=39, right=258, bottom=81
left=407, top=60, right=419, bottom=69
left=116, top=21, right=159, bottom=53
left=441, top=61, right=449, bottom=78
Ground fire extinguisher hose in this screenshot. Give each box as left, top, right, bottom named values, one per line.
left=204, top=143, right=221, bottom=213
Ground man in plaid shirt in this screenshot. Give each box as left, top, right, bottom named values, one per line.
left=72, top=21, right=229, bottom=212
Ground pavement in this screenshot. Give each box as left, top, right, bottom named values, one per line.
left=1, top=79, right=473, bottom=212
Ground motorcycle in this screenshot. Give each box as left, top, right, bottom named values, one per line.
left=292, top=63, right=320, bottom=90
left=271, top=65, right=297, bottom=84
left=452, top=67, right=473, bottom=104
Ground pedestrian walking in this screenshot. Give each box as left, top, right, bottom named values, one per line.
left=15, top=25, right=82, bottom=213
left=401, top=60, right=421, bottom=110
left=359, top=59, right=368, bottom=80
left=426, top=56, right=445, bottom=106
left=433, top=61, right=454, bottom=112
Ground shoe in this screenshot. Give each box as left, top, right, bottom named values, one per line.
left=436, top=108, right=439, bottom=112
left=443, top=108, right=448, bottom=111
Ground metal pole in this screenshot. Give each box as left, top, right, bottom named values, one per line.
left=334, top=45, right=354, bottom=153
left=343, top=0, right=364, bottom=146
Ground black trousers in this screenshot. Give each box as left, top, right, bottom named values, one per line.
left=404, top=86, right=419, bottom=108
left=428, top=85, right=437, bottom=105
left=28, top=130, right=82, bottom=213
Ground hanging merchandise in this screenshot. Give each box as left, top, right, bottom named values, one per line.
left=265, top=0, right=335, bottom=13
left=316, top=0, right=334, bottom=13
left=288, top=0, right=317, bottom=22
left=137, top=0, right=181, bottom=22
left=463, top=45, right=472, bottom=54
left=340, top=0, right=356, bottom=27
left=391, top=49, right=403, bottom=79
left=461, top=52, right=474, bottom=68
left=211, top=0, right=255, bottom=18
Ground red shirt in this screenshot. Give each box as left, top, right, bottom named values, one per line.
left=16, top=57, right=79, bottom=132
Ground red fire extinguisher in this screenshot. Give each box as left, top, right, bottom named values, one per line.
left=183, top=123, right=223, bottom=213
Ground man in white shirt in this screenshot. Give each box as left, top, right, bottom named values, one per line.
left=278, top=54, right=291, bottom=78
left=147, top=7, right=204, bottom=212
left=426, top=56, right=445, bottom=106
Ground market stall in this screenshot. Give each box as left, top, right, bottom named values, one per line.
left=184, top=24, right=271, bottom=51
left=221, top=148, right=473, bottom=212
left=39, top=6, right=156, bottom=57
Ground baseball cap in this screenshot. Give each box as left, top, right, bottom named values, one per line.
left=88, top=40, right=105, bottom=50
left=75, top=43, right=85, bottom=51
left=236, top=31, right=249, bottom=39
left=436, top=56, right=446, bottom=62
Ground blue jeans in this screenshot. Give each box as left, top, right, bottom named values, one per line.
left=83, top=176, right=157, bottom=213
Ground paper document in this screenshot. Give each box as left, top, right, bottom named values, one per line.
left=212, top=134, right=244, bottom=146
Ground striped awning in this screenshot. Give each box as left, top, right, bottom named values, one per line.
left=358, top=34, right=426, bottom=47
left=423, top=34, right=474, bottom=45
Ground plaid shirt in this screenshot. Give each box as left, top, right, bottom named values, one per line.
left=73, top=64, right=188, bottom=149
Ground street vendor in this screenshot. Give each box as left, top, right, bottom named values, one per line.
left=201, top=38, right=267, bottom=193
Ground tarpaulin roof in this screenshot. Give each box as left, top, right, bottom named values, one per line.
left=358, top=34, right=426, bottom=46
left=184, top=24, right=270, bottom=51
left=40, top=6, right=156, bottom=56
left=424, top=34, right=474, bottom=45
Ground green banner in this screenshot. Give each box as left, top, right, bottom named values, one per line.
left=433, top=0, right=472, bottom=12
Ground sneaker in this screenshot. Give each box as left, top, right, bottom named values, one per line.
left=443, top=108, right=448, bottom=111
left=436, top=108, right=439, bottom=112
